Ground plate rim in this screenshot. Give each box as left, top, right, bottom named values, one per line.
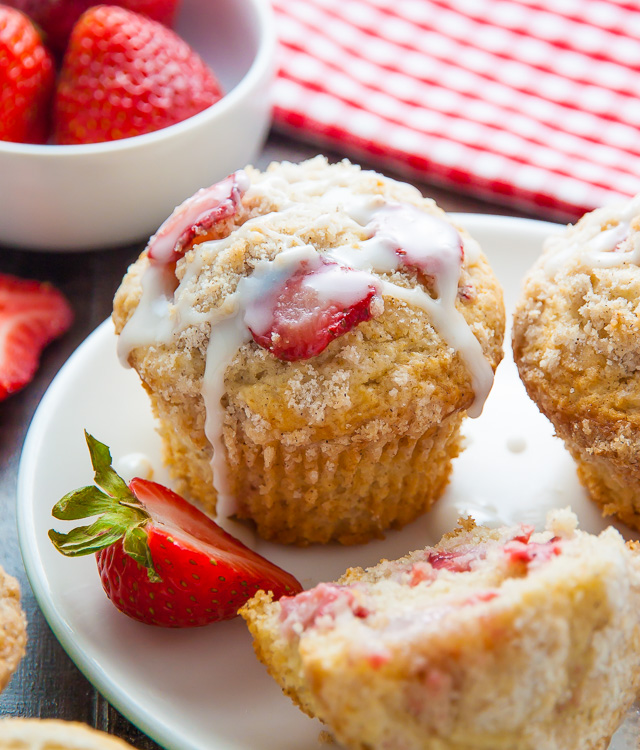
left=16, top=212, right=563, bottom=750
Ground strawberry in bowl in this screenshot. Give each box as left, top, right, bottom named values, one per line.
left=4, top=0, right=181, bottom=55
left=49, top=432, right=302, bottom=627
left=0, top=0, right=274, bottom=250
left=54, top=5, right=224, bottom=144
left=0, top=6, right=55, bottom=144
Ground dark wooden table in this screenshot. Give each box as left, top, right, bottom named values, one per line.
left=0, top=131, right=543, bottom=748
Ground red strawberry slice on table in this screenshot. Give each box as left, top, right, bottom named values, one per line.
left=4, top=0, right=180, bottom=55
left=0, top=274, right=73, bottom=400
left=54, top=5, right=223, bottom=145
left=49, top=433, right=303, bottom=627
left=0, top=6, right=55, bottom=144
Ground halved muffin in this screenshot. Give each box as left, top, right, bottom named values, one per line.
left=241, top=511, right=640, bottom=750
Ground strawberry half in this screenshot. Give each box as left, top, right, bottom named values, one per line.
left=248, top=262, right=380, bottom=361
left=4, top=0, right=180, bottom=55
left=54, top=5, right=223, bottom=145
left=0, top=274, right=73, bottom=399
left=0, top=6, right=55, bottom=144
left=49, top=433, right=302, bottom=627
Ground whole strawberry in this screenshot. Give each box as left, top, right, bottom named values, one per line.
left=54, top=5, right=223, bottom=145
left=0, top=6, right=55, bottom=144
left=49, top=433, right=302, bottom=627
left=4, top=0, right=180, bottom=55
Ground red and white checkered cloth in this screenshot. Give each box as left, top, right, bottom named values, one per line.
left=271, top=0, right=640, bottom=219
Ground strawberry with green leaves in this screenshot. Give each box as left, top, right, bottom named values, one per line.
left=54, top=5, right=223, bottom=145
left=49, top=433, right=302, bottom=627
left=0, top=6, right=55, bottom=144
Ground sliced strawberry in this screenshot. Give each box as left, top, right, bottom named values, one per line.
left=54, top=5, right=223, bottom=145
left=147, top=171, right=249, bottom=266
left=248, top=262, right=380, bottom=362
left=4, top=0, right=180, bottom=55
left=49, top=433, right=302, bottom=627
left=0, top=6, right=55, bottom=144
left=0, top=274, right=73, bottom=400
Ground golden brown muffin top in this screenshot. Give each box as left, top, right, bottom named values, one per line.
left=513, top=196, right=640, bottom=433
left=114, top=157, right=505, bottom=442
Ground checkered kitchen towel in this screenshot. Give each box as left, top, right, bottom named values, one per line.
left=271, top=0, right=640, bottom=219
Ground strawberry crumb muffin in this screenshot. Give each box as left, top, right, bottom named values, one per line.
left=113, top=157, right=505, bottom=545
left=513, top=197, right=640, bottom=529
left=241, top=510, right=640, bottom=750
left=0, top=719, right=135, bottom=749
left=0, top=565, right=27, bottom=694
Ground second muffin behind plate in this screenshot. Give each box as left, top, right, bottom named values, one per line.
left=113, top=157, right=505, bottom=545
left=513, top=197, right=640, bottom=529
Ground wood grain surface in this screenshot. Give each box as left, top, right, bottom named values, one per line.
left=0, top=133, right=538, bottom=748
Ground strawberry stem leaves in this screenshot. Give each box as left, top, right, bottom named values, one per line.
left=124, top=526, right=160, bottom=582
left=49, top=432, right=160, bottom=582
left=86, top=429, right=133, bottom=500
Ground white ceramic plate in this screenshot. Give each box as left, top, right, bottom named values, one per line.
left=17, top=214, right=639, bottom=750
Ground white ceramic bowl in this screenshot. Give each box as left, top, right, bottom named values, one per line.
left=0, top=0, right=275, bottom=251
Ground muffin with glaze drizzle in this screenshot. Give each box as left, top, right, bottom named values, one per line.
left=513, top=197, right=640, bottom=529
left=113, top=157, right=505, bottom=545
left=241, top=510, right=640, bottom=750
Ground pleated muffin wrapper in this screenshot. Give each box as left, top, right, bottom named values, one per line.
left=220, top=406, right=464, bottom=546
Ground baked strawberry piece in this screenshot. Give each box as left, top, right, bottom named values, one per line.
left=247, top=260, right=381, bottom=362
left=241, top=511, right=640, bottom=750
left=0, top=6, right=55, bottom=144
left=4, top=0, right=180, bottom=55
left=49, top=433, right=302, bottom=627
left=0, top=274, right=73, bottom=399
left=146, top=171, right=250, bottom=265
left=54, top=5, right=223, bottom=145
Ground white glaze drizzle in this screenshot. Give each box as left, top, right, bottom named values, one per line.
left=330, top=198, right=493, bottom=418
left=118, top=176, right=495, bottom=519
left=116, top=264, right=178, bottom=366
left=544, top=195, right=640, bottom=273
left=202, top=311, right=252, bottom=518
left=113, top=452, right=154, bottom=482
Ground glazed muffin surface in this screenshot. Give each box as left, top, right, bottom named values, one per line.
left=513, top=197, right=640, bottom=527
left=114, top=157, right=505, bottom=544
